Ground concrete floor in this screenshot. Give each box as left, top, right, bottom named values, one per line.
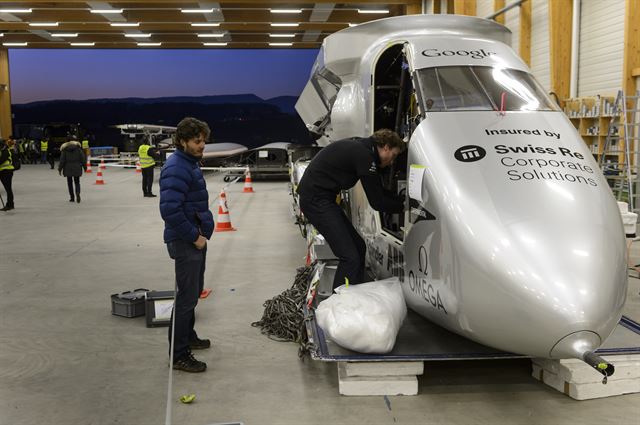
left=1, top=163, right=639, bottom=425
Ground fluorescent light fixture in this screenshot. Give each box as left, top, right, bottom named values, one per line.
left=348, top=23, right=358, bottom=27
left=269, top=42, right=293, bottom=47
left=181, top=8, right=214, bottom=13
left=190, top=23, right=220, bottom=27
left=70, top=42, right=95, bottom=46
left=203, top=42, right=227, bottom=46
left=357, top=9, right=389, bottom=14
left=270, top=9, right=302, bottom=14
left=90, top=9, right=123, bottom=14
left=29, top=22, right=59, bottom=27
left=138, top=42, right=161, bottom=46
left=53, top=33, right=78, bottom=37
left=270, top=23, right=299, bottom=27
left=197, top=33, right=224, bottom=38
left=110, top=22, right=139, bottom=27
left=3, top=42, right=27, bottom=46
left=124, top=33, right=151, bottom=38
left=269, top=33, right=295, bottom=38
left=0, top=34, right=3, bottom=37
left=0, top=8, right=32, bottom=13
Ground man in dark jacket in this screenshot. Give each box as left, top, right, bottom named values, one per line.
left=297, top=129, right=405, bottom=290
left=0, top=137, right=16, bottom=211
left=58, top=140, right=87, bottom=203
left=159, top=117, right=214, bottom=373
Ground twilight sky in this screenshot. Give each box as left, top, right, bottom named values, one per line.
left=9, top=48, right=319, bottom=104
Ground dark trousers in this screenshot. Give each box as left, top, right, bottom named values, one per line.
left=142, top=167, right=154, bottom=195
left=47, top=155, right=55, bottom=169
left=0, top=170, right=14, bottom=207
left=300, top=194, right=366, bottom=289
left=166, top=239, right=206, bottom=359
left=66, top=176, right=81, bottom=197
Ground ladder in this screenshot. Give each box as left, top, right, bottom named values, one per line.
left=599, top=90, right=640, bottom=214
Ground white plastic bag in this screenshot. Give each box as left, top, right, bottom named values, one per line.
left=315, top=278, right=407, bottom=354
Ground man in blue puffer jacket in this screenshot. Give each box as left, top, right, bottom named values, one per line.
left=160, top=117, right=214, bottom=373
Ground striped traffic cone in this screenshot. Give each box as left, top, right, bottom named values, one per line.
left=242, top=168, right=255, bottom=193
left=99, top=158, right=106, bottom=170
left=86, top=157, right=92, bottom=173
left=94, top=169, right=105, bottom=185
left=214, top=190, right=236, bottom=232
left=135, top=161, right=142, bottom=174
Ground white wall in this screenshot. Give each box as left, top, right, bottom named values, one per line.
left=577, top=0, right=625, bottom=97
left=476, top=0, right=494, bottom=18
left=530, top=0, right=551, bottom=91
left=504, top=6, right=520, bottom=55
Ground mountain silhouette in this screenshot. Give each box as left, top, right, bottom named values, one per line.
left=12, top=94, right=309, bottom=150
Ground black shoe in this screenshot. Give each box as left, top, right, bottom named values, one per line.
left=172, top=351, right=206, bottom=373
left=0, top=205, right=13, bottom=211
left=76, top=194, right=81, bottom=203
left=143, top=193, right=150, bottom=197
left=189, top=337, right=211, bottom=350
left=147, top=193, right=157, bottom=198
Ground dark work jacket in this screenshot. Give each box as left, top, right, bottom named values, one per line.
left=297, top=137, right=403, bottom=213
left=58, top=141, right=86, bottom=177
left=159, top=149, right=214, bottom=243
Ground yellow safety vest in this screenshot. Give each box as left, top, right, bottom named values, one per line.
left=0, top=148, right=14, bottom=171
left=138, top=144, right=155, bottom=168
left=82, top=140, right=89, bottom=149
left=41, top=141, right=48, bottom=152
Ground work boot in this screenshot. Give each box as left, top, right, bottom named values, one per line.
left=172, top=351, right=206, bottom=373
left=76, top=193, right=81, bottom=203
left=189, top=337, right=211, bottom=350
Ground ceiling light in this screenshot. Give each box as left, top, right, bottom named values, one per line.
left=270, top=9, right=302, bottom=14
left=270, top=23, right=299, bottom=27
left=29, top=22, right=59, bottom=27
left=203, top=42, right=227, bottom=46
left=0, top=34, right=3, bottom=37
left=181, top=8, right=215, bottom=13
left=110, top=23, right=140, bottom=27
left=90, top=9, right=123, bottom=14
left=269, top=34, right=295, bottom=38
left=3, top=42, right=27, bottom=46
left=124, top=33, right=151, bottom=38
left=0, top=9, right=32, bottom=13
left=138, top=42, right=161, bottom=47
left=197, top=33, right=224, bottom=38
left=53, top=33, right=79, bottom=37
left=70, top=42, right=95, bottom=46
left=191, top=23, right=220, bottom=27
left=269, top=42, right=293, bottom=47
left=357, top=9, right=389, bottom=14
left=348, top=23, right=358, bottom=27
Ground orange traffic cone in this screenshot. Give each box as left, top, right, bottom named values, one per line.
left=99, top=158, right=106, bottom=170
left=214, top=190, right=236, bottom=232
left=86, top=157, right=92, bottom=173
left=135, top=161, right=142, bottom=174
left=242, top=168, right=254, bottom=193
left=94, top=169, right=105, bottom=185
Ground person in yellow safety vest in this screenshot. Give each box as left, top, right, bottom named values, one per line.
left=81, top=138, right=90, bottom=157
left=0, top=136, right=17, bottom=211
left=40, top=139, right=48, bottom=164
left=138, top=140, right=159, bottom=197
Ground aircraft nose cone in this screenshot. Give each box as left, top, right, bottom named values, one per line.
left=549, top=330, right=601, bottom=358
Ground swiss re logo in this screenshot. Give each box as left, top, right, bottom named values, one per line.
left=454, top=145, right=486, bottom=163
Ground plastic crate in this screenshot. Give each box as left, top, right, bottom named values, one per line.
left=145, top=290, right=175, bottom=328
left=111, top=288, right=149, bottom=318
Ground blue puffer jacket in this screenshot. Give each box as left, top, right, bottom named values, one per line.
left=159, top=150, right=214, bottom=243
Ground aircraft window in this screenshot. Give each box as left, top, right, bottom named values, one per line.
left=311, top=67, right=342, bottom=111
left=415, top=66, right=560, bottom=112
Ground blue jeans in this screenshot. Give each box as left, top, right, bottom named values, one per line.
left=166, top=239, right=207, bottom=359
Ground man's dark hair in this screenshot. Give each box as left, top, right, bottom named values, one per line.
left=372, top=129, right=404, bottom=151
left=174, top=117, right=211, bottom=151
